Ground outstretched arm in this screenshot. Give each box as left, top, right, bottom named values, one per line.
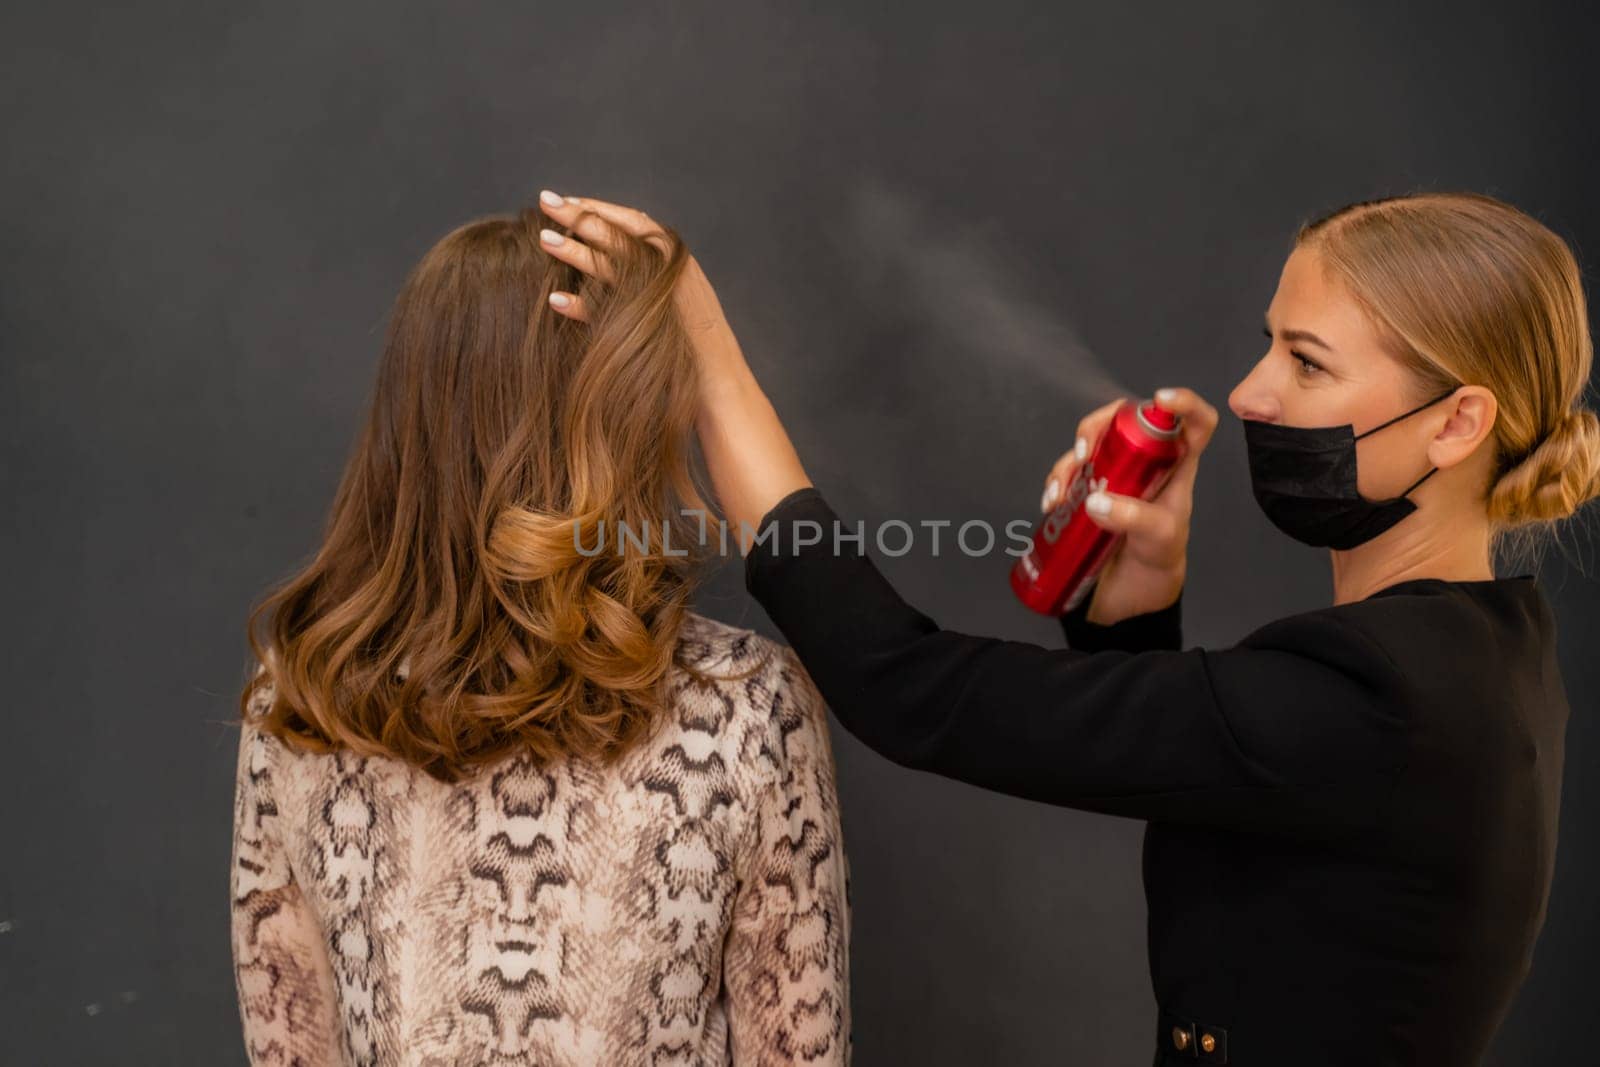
left=532, top=188, right=1214, bottom=625
left=741, top=485, right=1412, bottom=839
left=693, top=356, right=814, bottom=550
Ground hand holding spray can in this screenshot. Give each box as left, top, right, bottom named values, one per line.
left=1010, top=398, right=1184, bottom=616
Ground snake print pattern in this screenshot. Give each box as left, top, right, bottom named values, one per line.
left=230, top=612, right=851, bottom=1065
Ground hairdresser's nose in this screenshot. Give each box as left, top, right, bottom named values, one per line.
left=1228, top=359, right=1281, bottom=424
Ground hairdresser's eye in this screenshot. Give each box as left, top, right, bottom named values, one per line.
left=1264, top=327, right=1324, bottom=377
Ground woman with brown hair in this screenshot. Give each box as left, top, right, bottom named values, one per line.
left=539, top=188, right=1599, bottom=1065
left=230, top=203, right=850, bottom=1065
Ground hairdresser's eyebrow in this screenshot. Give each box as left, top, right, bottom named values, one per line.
left=1263, top=312, right=1336, bottom=353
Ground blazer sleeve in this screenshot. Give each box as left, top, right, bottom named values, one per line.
left=743, top=487, right=1412, bottom=838
left=1058, top=584, right=1184, bottom=653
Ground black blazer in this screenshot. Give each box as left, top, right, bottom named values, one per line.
left=743, top=486, right=1569, bottom=1067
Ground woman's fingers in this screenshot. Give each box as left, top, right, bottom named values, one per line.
left=539, top=190, right=658, bottom=238
left=1042, top=443, right=1073, bottom=510
left=1152, top=386, right=1220, bottom=449
left=1150, top=386, right=1220, bottom=495
left=1040, top=395, right=1130, bottom=512
left=538, top=226, right=619, bottom=285
left=1084, top=490, right=1187, bottom=559
left=537, top=190, right=673, bottom=256
left=547, top=291, right=590, bottom=322
left=536, top=190, right=754, bottom=388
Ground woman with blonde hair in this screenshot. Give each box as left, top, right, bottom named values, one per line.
left=230, top=201, right=850, bottom=1065
left=539, top=187, right=1598, bottom=1065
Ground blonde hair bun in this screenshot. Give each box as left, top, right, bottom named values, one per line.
left=1489, top=406, right=1600, bottom=526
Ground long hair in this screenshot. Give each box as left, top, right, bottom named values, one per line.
left=239, top=200, right=734, bottom=782
left=1293, top=192, right=1600, bottom=547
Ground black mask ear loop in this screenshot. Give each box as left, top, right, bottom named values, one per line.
left=1352, top=389, right=1458, bottom=442
left=1392, top=465, right=1441, bottom=497
left=1352, top=389, right=1458, bottom=499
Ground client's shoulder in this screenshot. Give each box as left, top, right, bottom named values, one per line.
left=666, top=610, right=832, bottom=766
left=674, top=610, right=787, bottom=675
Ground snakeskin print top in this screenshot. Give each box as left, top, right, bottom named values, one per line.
left=229, top=611, right=851, bottom=1065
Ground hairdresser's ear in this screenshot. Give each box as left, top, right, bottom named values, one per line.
left=1428, top=385, right=1497, bottom=470
left=547, top=291, right=590, bottom=323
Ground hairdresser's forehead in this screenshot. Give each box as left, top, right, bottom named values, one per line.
left=1269, top=244, right=1385, bottom=357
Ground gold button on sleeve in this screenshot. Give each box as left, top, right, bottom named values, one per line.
left=1172, top=1026, right=1191, bottom=1050
left=1201, top=1033, right=1217, bottom=1053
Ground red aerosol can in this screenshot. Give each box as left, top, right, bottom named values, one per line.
left=1010, top=398, right=1184, bottom=616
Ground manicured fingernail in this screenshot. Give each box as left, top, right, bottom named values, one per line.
left=1085, top=492, right=1112, bottom=516
left=540, top=228, right=565, bottom=245
left=1041, top=481, right=1059, bottom=512
left=1155, top=388, right=1177, bottom=404
left=540, top=189, right=564, bottom=208
left=549, top=292, right=571, bottom=308
left=1075, top=437, right=1088, bottom=462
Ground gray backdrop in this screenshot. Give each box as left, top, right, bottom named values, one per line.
left=3, top=1, right=1596, bottom=1063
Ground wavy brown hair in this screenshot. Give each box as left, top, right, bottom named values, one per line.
left=239, top=200, right=742, bottom=782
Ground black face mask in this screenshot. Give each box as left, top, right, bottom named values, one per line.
left=1242, top=390, right=1456, bottom=550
